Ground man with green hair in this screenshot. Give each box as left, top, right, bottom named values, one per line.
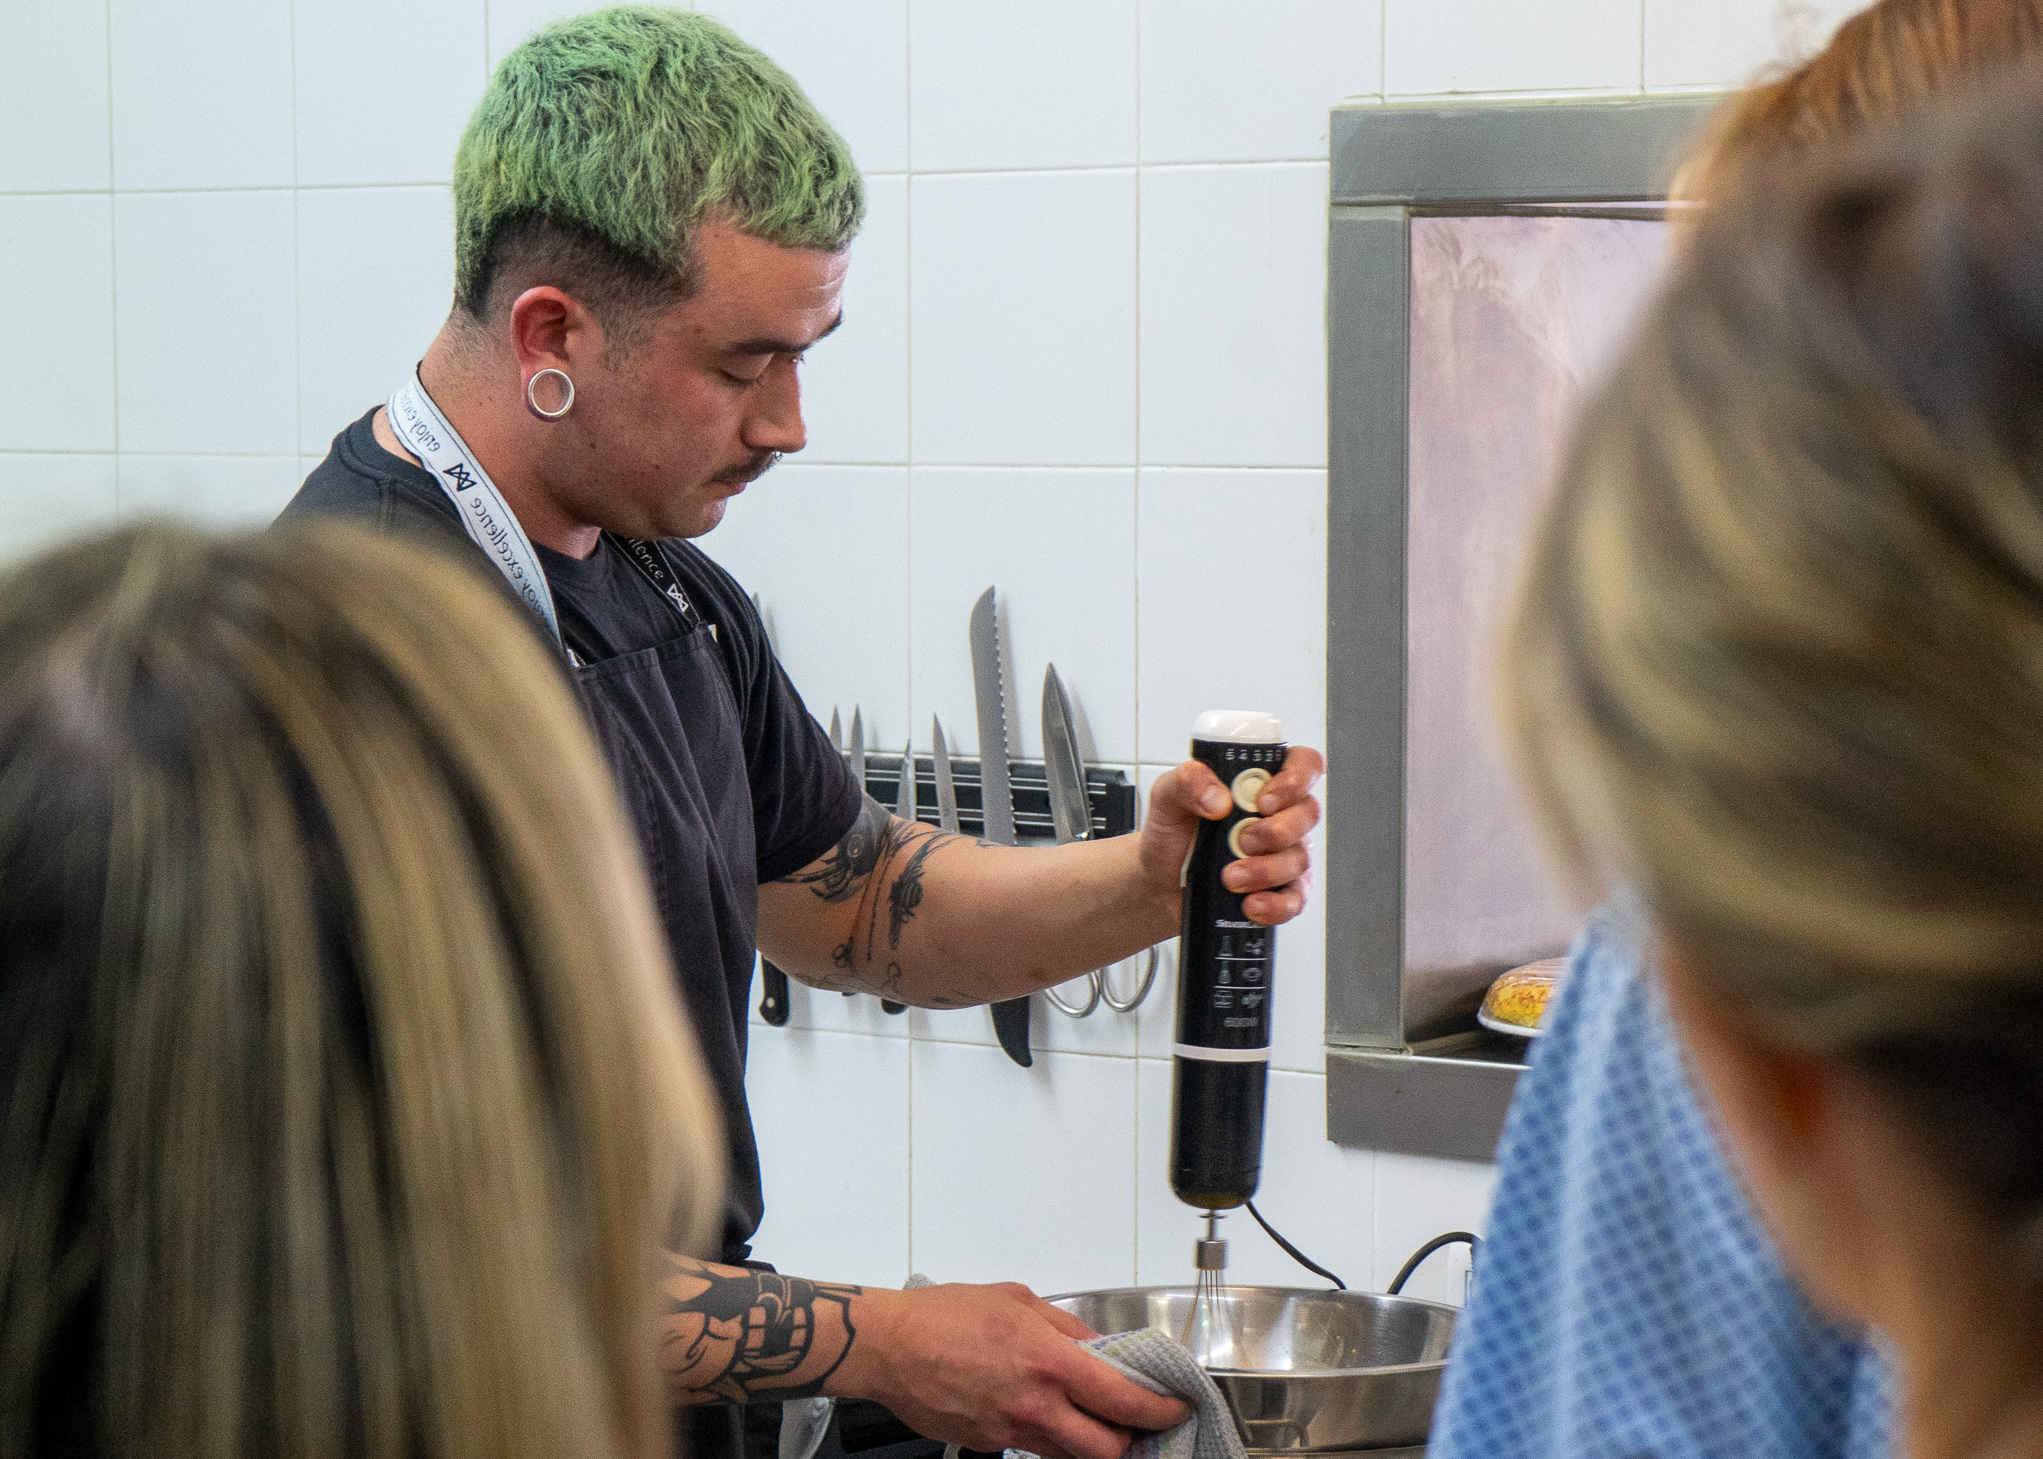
left=286, top=11, right=1323, bottom=1459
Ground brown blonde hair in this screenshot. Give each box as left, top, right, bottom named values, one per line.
left=1675, top=0, right=2043, bottom=204
left=0, top=523, right=722, bottom=1458
left=1505, top=78, right=2043, bottom=1230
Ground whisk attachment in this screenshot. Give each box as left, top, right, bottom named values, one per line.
left=1178, top=1210, right=1234, bottom=1366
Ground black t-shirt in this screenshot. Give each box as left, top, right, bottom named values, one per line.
left=283, top=408, right=863, bottom=1262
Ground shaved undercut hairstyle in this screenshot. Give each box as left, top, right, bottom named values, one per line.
left=453, top=4, right=864, bottom=344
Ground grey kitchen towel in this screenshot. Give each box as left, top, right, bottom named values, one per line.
left=1078, top=1327, right=1245, bottom=1459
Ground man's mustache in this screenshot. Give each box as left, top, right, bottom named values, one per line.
left=716, top=451, right=780, bottom=486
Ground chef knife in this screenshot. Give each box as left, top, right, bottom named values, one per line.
left=880, top=738, right=916, bottom=1014
left=969, top=587, right=1032, bottom=1067
left=1041, top=664, right=1091, bottom=845
left=933, top=715, right=960, bottom=834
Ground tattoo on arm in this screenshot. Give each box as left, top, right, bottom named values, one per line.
left=660, top=1254, right=862, bottom=1405
left=776, top=801, right=997, bottom=1002
left=780, top=796, right=894, bottom=903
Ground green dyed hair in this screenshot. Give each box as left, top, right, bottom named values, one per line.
left=452, top=5, right=863, bottom=330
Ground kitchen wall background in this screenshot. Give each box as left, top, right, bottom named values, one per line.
left=0, top=0, right=1869, bottom=1304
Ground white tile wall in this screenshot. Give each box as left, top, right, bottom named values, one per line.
left=1140, top=165, right=1329, bottom=467
left=747, top=1027, right=914, bottom=1288
left=296, top=0, right=488, bottom=187
left=0, top=1, right=110, bottom=192
left=908, top=467, right=1137, bottom=764
left=1386, top=0, right=1642, bottom=96
left=0, top=0, right=1875, bottom=1300
left=705, top=462, right=913, bottom=748
left=910, top=170, right=1138, bottom=466
left=798, top=174, right=909, bottom=465
left=0, top=196, right=115, bottom=453
left=704, top=0, right=911, bottom=175
left=1136, top=469, right=1327, bottom=760
left=909, top=0, right=1139, bottom=172
left=114, top=192, right=298, bottom=456
left=108, top=0, right=294, bottom=191
left=1139, top=0, right=1381, bottom=164
left=910, top=1040, right=1138, bottom=1293
left=296, top=186, right=457, bottom=454
left=0, top=455, right=118, bottom=568
left=118, top=456, right=304, bottom=529
left=1645, top=0, right=1866, bottom=90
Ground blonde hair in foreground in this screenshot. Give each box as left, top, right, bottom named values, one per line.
left=1502, top=77, right=2043, bottom=1236
left=0, top=523, right=722, bottom=1458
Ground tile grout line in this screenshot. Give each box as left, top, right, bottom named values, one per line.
left=104, top=0, right=121, bottom=497
left=1130, top=0, right=1144, bottom=788
left=0, top=161, right=1353, bottom=203
left=1638, top=0, right=1647, bottom=92
left=290, top=0, right=303, bottom=462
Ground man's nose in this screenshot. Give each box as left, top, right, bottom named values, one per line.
left=743, top=358, right=807, bottom=456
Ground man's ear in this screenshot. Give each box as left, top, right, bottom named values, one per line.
left=1658, top=939, right=1831, bottom=1168
left=507, top=286, right=602, bottom=371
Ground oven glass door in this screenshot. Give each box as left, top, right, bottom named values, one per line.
left=1402, top=208, right=1671, bottom=1039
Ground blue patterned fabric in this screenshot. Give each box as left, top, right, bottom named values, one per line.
left=1428, top=905, right=1893, bottom=1459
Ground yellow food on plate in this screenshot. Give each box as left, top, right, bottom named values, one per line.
left=1481, top=958, right=1567, bottom=1032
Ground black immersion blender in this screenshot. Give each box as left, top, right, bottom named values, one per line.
left=1170, top=710, right=1286, bottom=1363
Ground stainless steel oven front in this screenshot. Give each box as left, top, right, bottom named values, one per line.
left=1322, top=96, right=1720, bottom=1161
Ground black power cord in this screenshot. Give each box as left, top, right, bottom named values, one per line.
left=1387, top=1231, right=1481, bottom=1296
left=1244, top=1199, right=1347, bottom=1289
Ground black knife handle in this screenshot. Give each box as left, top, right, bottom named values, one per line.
left=759, top=960, right=792, bottom=1026
left=991, top=995, right=1033, bottom=1067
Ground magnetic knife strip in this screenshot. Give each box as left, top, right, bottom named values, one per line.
left=856, top=755, right=1136, bottom=841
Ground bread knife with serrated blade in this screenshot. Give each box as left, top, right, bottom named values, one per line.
left=968, top=588, right=1016, bottom=846
left=969, top=587, right=1031, bottom=1066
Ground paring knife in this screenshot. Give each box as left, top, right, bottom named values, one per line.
left=1041, top=664, right=1091, bottom=845
left=969, top=587, right=1032, bottom=1067
left=881, top=739, right=916, bottom=1014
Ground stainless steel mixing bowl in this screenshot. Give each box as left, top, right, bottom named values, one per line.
left=1046, top=1286, right=1456, bottom=1454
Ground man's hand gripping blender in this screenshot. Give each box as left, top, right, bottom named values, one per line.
left=1170, top=712, right=1287, bottom=1366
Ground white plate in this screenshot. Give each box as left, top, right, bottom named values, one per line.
left=1477, top=1007, right=1542, bottom=1039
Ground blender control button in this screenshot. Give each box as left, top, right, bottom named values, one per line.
left=1227, top=816, right=1260, bottom=860
left=1231, top=767, right=1272, bottom=814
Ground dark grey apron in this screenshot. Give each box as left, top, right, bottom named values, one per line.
left=571, top=620, right=765, bottom=1265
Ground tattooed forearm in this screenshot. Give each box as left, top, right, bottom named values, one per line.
left=778, top=796, right=895, bottom=904
left=776, top=812, right=1000, bottom=1003
left=886, top=831, right=945, bottom=947
left=660, top=1254, right=861, bottom=1405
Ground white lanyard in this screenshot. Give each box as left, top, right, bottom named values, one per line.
left=388, top=369, right=563, bottom=641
